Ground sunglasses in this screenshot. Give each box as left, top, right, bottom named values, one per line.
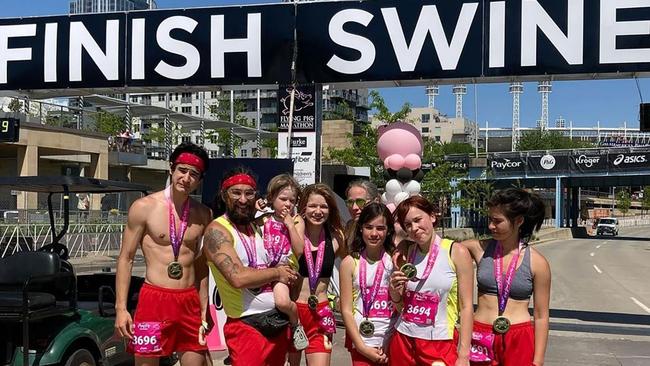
left=346, top=198, right=368, bottom=208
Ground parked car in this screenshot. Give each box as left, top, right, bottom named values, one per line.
left=596, top=217, right=619, bottom=236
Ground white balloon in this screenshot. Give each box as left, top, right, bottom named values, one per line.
left=385, top=179, right=402, bottom=196
left=394, top=192, right=409, bottom=204
left=403, top=180, right=421, bottom=196
left=381, top=192, right=388, bottom=204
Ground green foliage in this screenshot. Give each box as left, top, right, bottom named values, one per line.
left=210, top=97, right=251, bottom=127
left=141, top=125, right=166, bottom=144
left=455, top=179, right=494, bottom=215
left=423, top=140, right=475, bottom=164
left=517, top=130, right=593, bottom=151
left=7, top=98, right=22, bottom=112
left=616, top=189, right=632, bottom=216
left=642, top=187, right=650, bottom=214
left=369, top=90, right=411, bottom=123
left=95, top=111, right=124, bottom=136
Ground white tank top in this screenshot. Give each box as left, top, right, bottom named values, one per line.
left=395, top=238, right=458, bottom=340
left=351, top=252, right=396, bottom=348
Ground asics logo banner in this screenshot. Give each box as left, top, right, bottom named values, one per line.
left=575, top=155, right=600, bottom=167
left=613, top=154, right=646, bottom=165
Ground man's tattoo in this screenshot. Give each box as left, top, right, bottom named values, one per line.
left=205, top=228, right=230, bottom=253
left=215, top=253, right=240, bottom=277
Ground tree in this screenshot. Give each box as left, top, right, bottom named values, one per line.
left=616, top=189, right=631, bottom=217
left=8, top=98, right=22, bottom=113
left=369, top=90, right=411, bottom=123
left=517, top=130, right=593, bottom=151
left=95, top=111, right=124, bottom=136
left=327, top=124, right=384, bottom=187
left=642, top=186, right=650, bottom=214
left=209, top=96, right=251, bottom=157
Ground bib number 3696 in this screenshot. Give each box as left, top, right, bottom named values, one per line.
left=132, top=322, right=163, bottom=353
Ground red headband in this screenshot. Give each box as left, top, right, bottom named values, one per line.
left=175, top=152, right=205, bottom=173
left=222, top=173, right=257, bottom=191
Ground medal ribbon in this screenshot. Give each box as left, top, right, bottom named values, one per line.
left=227, top=216, right=258, bottom=268
left=494, top=240, right=524, bottom=315
left=165, top=187, right=191, bottom=261
left=264, top=217, right=289, bottom=267
left=359, top=250, right=386, bottom=319
left=303, top=229, right=326, bottom=293
left=408, top=234, right=442, bottom=282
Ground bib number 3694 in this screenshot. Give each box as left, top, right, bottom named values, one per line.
left=132, top=322, right=163, bottom=353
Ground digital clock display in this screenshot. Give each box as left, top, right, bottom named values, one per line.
left=0, top=118, right=19, bottom=143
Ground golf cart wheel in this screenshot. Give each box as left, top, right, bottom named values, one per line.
left=64, top=349, right=96, bottom=366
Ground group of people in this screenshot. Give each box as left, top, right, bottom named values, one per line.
left=115, top=142, right=551, bottom=366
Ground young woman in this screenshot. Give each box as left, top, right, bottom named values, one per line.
left=462, top=188, right=551, bottom=366
left=340, top=203, right=396, bottom=365
left=290, top=184, right=346, bottom=366
left=257, top=174, right=308, bottom=350
left=389, top=196, right=474, bottom=366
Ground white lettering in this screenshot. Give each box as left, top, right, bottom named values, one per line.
left=326, top=9, right=376, bottom=74
left=600, top=0, right=650, bottom=64
left=211, top=13, right=261, bottom=78
left=575, top=154, right=600, bottom=167
left=69, top=20, right=120, bottom=82
left=131, top=18, right=145, bottom=80
left=0, top=24, right=36, bottom=84
left=154, top=16, right=200, bottom=80
left=44, top=23, right=58, bottom=83
left=521, top=0, right=584, bottom=67
left=491, top=159, right=522, bottom=169
left=489, top=1, right=506, bottom=68
left=382, top=4, right=478, bottom=71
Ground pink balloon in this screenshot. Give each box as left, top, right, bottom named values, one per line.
left=386, top=203, right=396, bottom=213
left=404, top=154, right=422, bottom=170
left=377, top=122, right=423, bottom=161
left=387, top=154, right=405, bottom=171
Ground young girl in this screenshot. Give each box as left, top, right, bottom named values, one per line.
left=389, top=196, right=474, bottom=366
left=258, top=174, right=308, bottom=350
left=462, top=188, right=550, bottom=366
left=340, top=203, right=396, bottom=365
left=290, top=183, right=346, bottom=366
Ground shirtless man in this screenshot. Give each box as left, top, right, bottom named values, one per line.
left=115, top=142, right=212, bottom=366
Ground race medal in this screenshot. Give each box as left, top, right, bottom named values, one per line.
left=400, top=263, right=417, bottom=280
left=359, top=319, right=375, bottom=337
left=165, top=187, right=191, bottom=280
left=493, top=316, right=511, bottom=334
left=308, top=295, right=319, bottom=310
left=167, top=261, right=183, bottom=279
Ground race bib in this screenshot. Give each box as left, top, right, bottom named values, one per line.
left=264, top=220, right=290, bottom=260
left=402, top=290, right=439, bottom=326
left=317, top=305, right=336, bottom=334
left=470, top=330, right=495, bottom=363
left=368, top=287, right=393, bottom=318
left=132, top=322, right=162, bottom=353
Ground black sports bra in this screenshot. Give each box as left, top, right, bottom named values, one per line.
left=298, top=229, right=335, bottom=279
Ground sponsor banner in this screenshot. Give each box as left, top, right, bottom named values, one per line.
left=527, top=153, right=569, bottom=175
left=278, top=132, right=317, bottom=185
left=607, top=151, right=650, bottom=172
left=277, top=85, right=316, bottom=132
left=570, top=152, right=608, bottom=173
left=489, top=155, right=526, bottom=176
left=444, top=155, right=470, bottom=173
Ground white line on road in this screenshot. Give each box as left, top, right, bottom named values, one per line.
left=589, top=252, right=595, bottom=257
left=630, top=297, right=650, bottom=314
left=593, top=265, right=602, bottom=274
left=596, top=245, right=602, bottom=249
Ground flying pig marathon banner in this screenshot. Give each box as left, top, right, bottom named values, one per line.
left=4, top=0, right=650, bottom=90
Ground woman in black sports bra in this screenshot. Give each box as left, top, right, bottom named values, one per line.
left=462, top=188, right=551, bottom=366
left=289, top=184, right=346, bottom=366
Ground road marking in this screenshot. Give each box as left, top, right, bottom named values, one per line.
left=596, top=245, right=602, bottom=249
left=590, top=252, right=595, bottom=257
left=630, top=297, right=650, bottom=314
left=593, top=265, right=602, bottom=274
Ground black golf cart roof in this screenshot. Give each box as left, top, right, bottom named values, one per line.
left=0, top=176, right=150, bottom=194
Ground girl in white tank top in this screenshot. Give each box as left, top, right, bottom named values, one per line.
left=340, top=203, right=397, bottom=365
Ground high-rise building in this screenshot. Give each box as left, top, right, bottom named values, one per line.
left=69, top=0, right=155, bottom=14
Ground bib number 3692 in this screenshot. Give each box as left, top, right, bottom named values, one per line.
left=132, top=322, right=163, bottom=353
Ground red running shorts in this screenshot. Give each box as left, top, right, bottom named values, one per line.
left=130, top=282, right=207, bottom=357
left=223, top=317, right=290, bottom=366
left=471, top=320, right=535, bottom=366
left=289, top=301, right=334, bottom=354
left=389, top=330, right=458, bottom=366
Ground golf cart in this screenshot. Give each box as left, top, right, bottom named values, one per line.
left=0, top=176, right=150, bottom=366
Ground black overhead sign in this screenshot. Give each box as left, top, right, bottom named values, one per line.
left=3, top=0, right=650, bottom=91
left=607, top=151, right=650, bottom=172
left=569, top=151, right=608, bottom=173
left=277, top=85, right=316, bottom=132
left=489, top=155, right=526, bottom=176
left=527, top=153, right=569, bottom=175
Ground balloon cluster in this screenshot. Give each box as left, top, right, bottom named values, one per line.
left=376, top=122, right=425, bottom=212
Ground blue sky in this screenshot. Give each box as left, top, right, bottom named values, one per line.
left=2, top=0, right=648, bottom=129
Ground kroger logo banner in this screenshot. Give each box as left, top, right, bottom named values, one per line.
left=569, top=152, right=608, bottom=173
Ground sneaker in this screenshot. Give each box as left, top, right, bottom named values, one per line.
left=292, top=324, right=309, bottom=351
